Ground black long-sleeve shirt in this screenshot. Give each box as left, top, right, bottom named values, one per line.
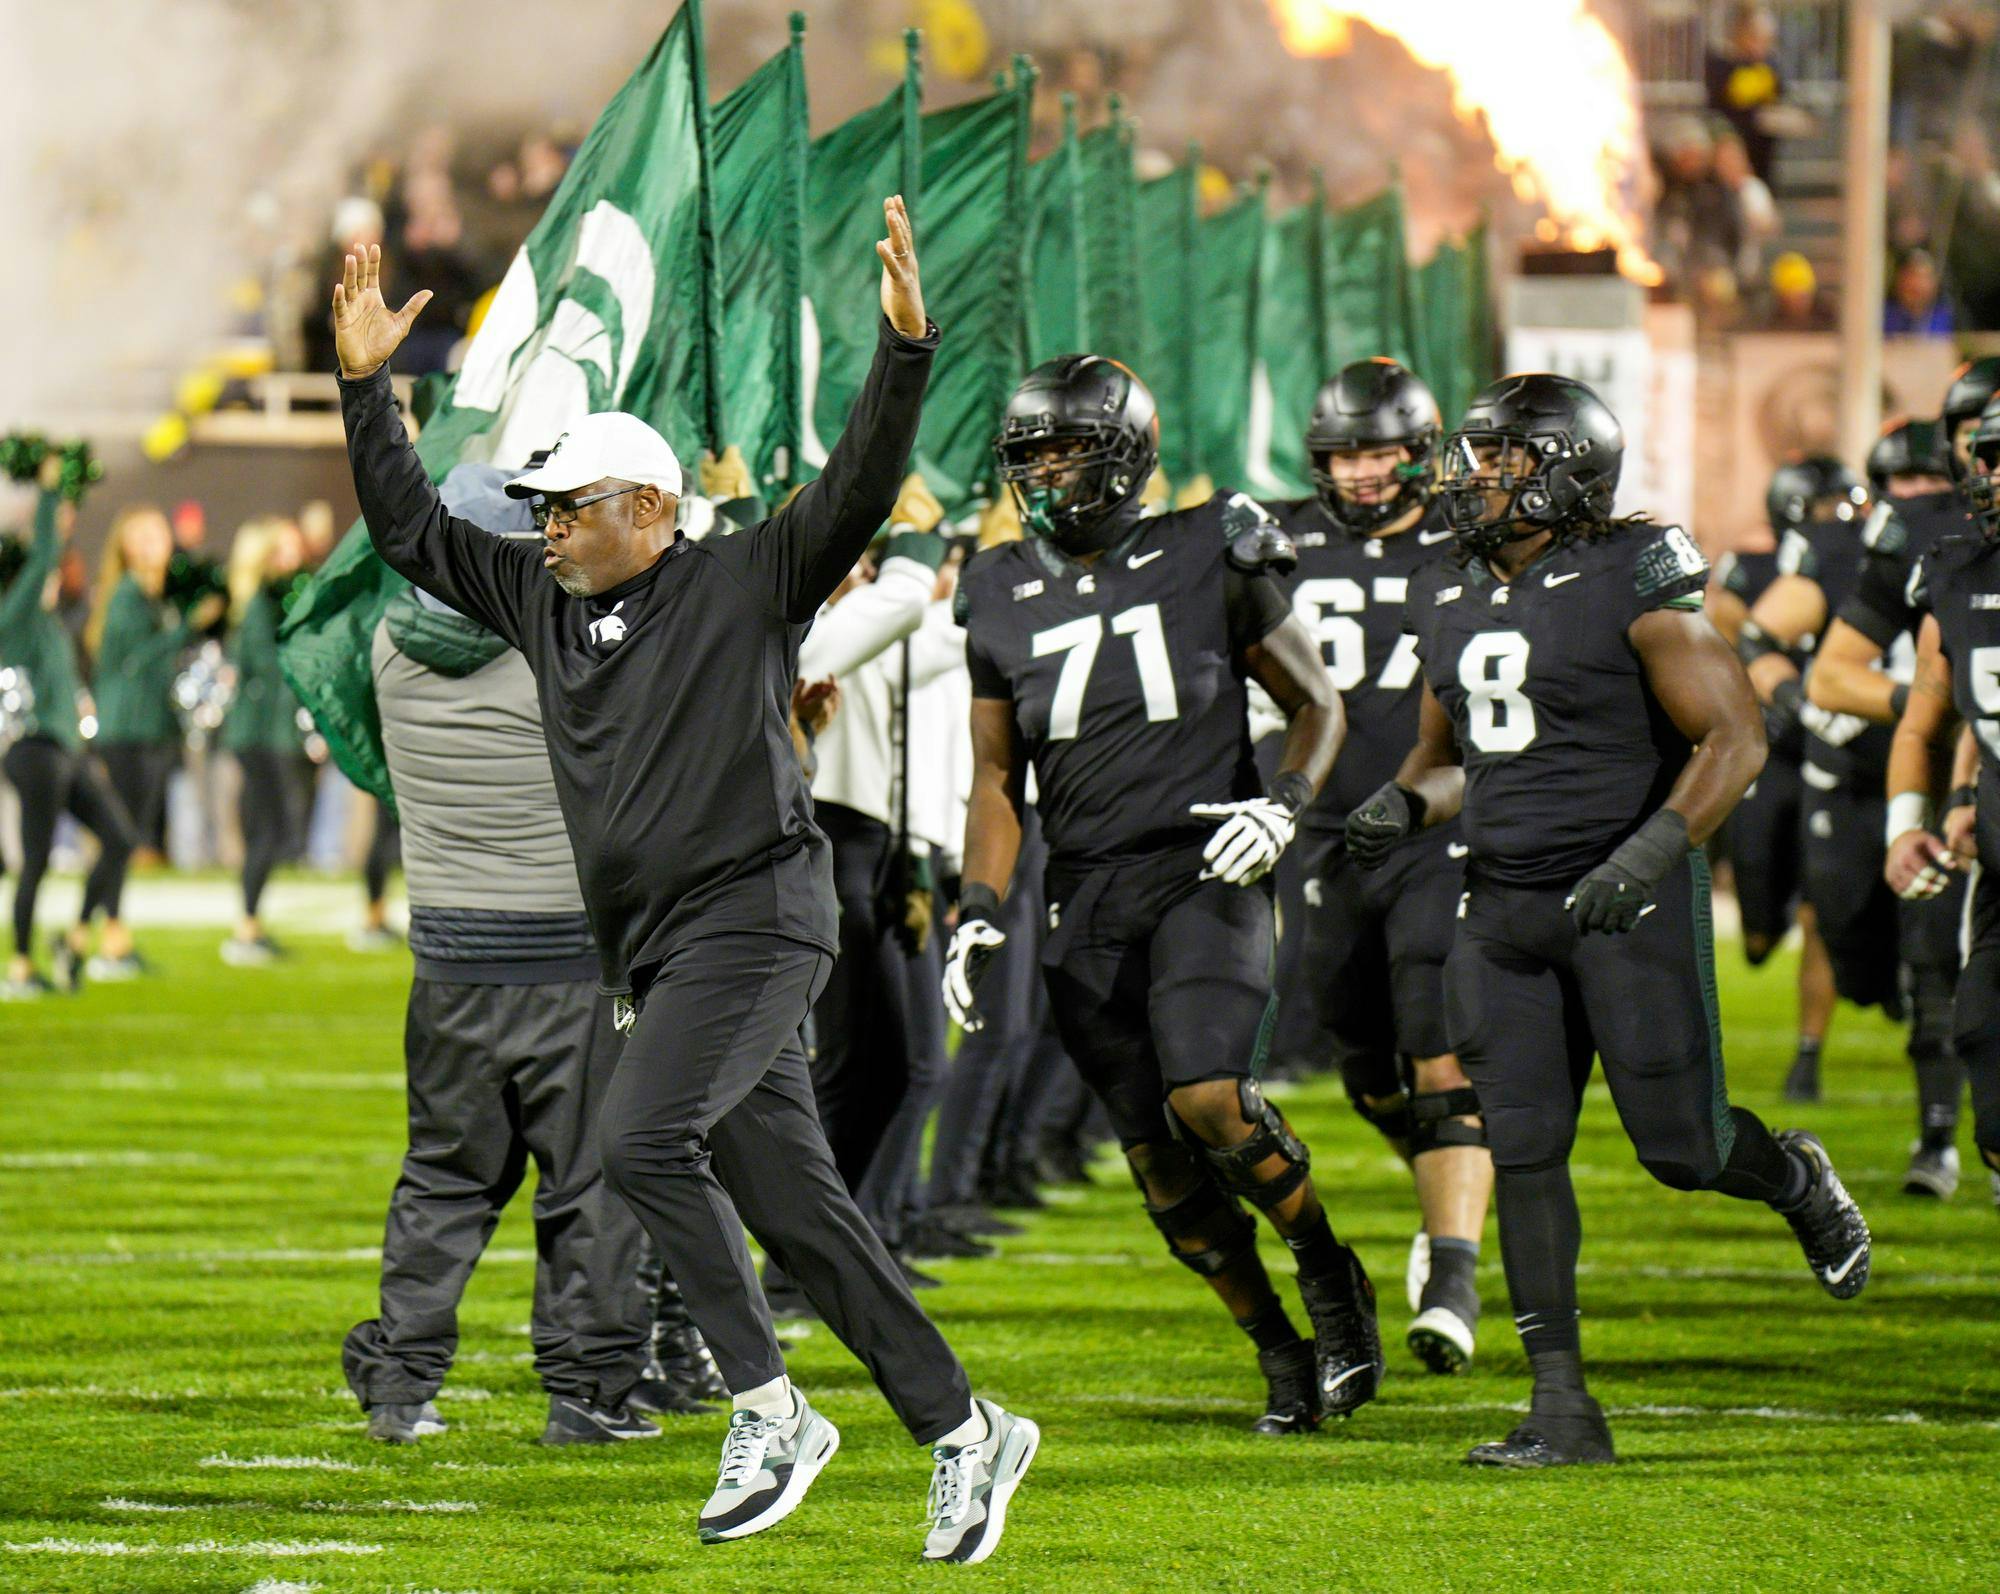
left=340, top=316, right=940, bottom=995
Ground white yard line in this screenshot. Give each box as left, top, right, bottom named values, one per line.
left=0, top=1151, right=213, bottom=1169
left=1067, top=1391, right=1990, bottom=1427
left=199, top=1455, right=362, bottom=1473
left=3, top=1539, right=382, bottom=1556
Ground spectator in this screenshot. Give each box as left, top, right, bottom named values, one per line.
left=393, top=169, right=484, bottom=375
left=1758, top=251, right=1837, bottom=332
left=1885, top=247, right=1955, bottom=335
left=1705, top=3, right=1809, bottom=188
left=1653, top=117, right=1741, bottom=300
left=306, top=198, right=386, bottom=373
left=1713, top=129, right=1780, bottom=288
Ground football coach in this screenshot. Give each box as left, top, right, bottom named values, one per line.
left=331, top=199, right=1035, bottom=1564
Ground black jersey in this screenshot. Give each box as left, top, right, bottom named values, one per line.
left=1266, top=496, right=1455, bottom=826
left=1405, top=523, right=1709, bottom=889
left=1776, top=517, right=1892, bottom=787
left=961, top=494, right=1292, bottom=866
left=1912, top=533, right=2000, bottom=871
left=1843, top=490, right=1975, bottom=649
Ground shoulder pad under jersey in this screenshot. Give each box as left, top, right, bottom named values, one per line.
left=1218, top=491, right=1298, bottom=577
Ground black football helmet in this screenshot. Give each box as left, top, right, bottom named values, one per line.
left=1439, top=373, right=1623, bottom=557
left=1304, top=358, right=1441, bottom=534
left=1765, top=456, right=1867, bottom=532
left=1942, top=356, right=2000, bottom=482
left=993, top=355, right=1159, bottom=556
left=1865, top=418, right=1948, bottom=499
left=1963, top=396, right=2000, bottom=539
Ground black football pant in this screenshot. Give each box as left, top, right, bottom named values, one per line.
left=1727, top=753, right=1802, bottom=959
left=1447, top=857, right=1800, bottom=1362
left=4, top=736, right=136, bottom=955
left=1901, top=873, right=1968, bottom=1142
left=1953, top=869, right=2000, bottom=1171
left=855, top=909, right=949, bottom=1248
left=365, top=807, right=402, bottom=905
left=341, top=976, right=650, bottom=1408
left=1801, top=775, right=1901, bottom=1011
left=598, top=932, right=971, bottom=1445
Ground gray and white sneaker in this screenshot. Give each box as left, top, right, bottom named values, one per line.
left=366, top=1400, right=447, bottom=1443
left=1903, top=1140, right=1960, bottom=1199
left=85, top=953, right=144, bottom=983
left=698, top=1392, right=839, bottom=1544
left=922, top=1398, right=1039, bottom=1565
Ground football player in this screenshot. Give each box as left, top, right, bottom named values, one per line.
left=1806, top=393, right=1990, bottom=1196
left=1704, top=541, right=1835, bottom=1103
left=1347, top=374, right=1871, bottom=1468
left=1737, top=459, right=1909, bottom=1099
left=945, top=354, right=1381, bottom=1435
left=1883, top=391, right=2000, bottom=1203
left=1260, top=359, right=1491, bottom=1374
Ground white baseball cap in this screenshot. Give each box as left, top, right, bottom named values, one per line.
left=503, top=412, right=684, bottom=501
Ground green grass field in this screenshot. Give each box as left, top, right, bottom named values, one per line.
left=2, top=927, right=1998, bottom=1593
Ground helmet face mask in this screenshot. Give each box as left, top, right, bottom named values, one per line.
left=1438, top=373, right=1624, bottom=560
left=993, top=356, right=1158, bottom=557
left=1305, top=359, right=1441, bottom=534
left=1967, top=402, right=2000, bottom=539
left=1765, top=456, right=1867, bottom=533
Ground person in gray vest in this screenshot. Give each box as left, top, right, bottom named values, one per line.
left=341, top=463, right=699, bottom=1444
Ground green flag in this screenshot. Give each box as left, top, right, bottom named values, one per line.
left=1026, top=96, right=1089, bottom=365
left=906, top=61, right=1033, bottom=510
left=712, top=13, right=809, bottom=492
left=1411, top=224, right=1495, bottom=427
left=1136, top=159, right=1200, bottom=484
left=1251, top=181, right=1329, bottom=498
left=1192, top=179, right=1267, bottom=490
left=804, top=33, right=921, bottom=469
left=280, top=0, right=723, bottom=803
left=1078, top=101, right=1142, bottom=374
left=1323, top=182, right=1418, bottom=375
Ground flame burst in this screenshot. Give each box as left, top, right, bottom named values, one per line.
left=1270, top=0, right=1662, bottom=284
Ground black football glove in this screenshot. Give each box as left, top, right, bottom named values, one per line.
left=1567, top=810, right=1690, bottom=935
left=941, top=884, right=1007, bottom=1033
left=1345, top=781, right=1426, bottom=870
left=1762, top=678, right=1805, bottom=747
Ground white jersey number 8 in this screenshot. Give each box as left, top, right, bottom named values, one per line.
left=1459, top=631, right=1537, bottom=753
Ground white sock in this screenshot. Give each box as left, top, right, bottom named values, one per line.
left=732, top=1374, right=793, bottom=1424
left=936, top=1402, right=988, bottom=1450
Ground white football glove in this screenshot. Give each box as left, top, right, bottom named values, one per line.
left=942, top=916, right=1009, bottom=1032
left=1191, top=798, right=1296, bottom=885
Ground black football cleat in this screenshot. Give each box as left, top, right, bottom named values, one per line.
left=1776, top=1130, right=1872, bottom=1298
left=1781, top=1050, right=1820, bottom=1103
left=1297, top=1246, right=1384, bottom=1418
left=902, top=1221, right=998, bottom=1262
left=1468, top=1404, right=1615, bottom=1469
left=627, top=1369, right=716, bottom=1417
left=1251, top=1340, right=1321, bottom=1435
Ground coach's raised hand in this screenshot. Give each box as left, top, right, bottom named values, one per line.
left=877, top=195, right=927, bottom=339
left=332, top=244, right=434, bottom=380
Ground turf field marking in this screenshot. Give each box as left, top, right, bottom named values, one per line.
left=0, top=1151, right=213, bottom=1169
left=241, top=1581, right=320, bottom=1593
left=200, top=1454, right=363, bottom=1472
left=2, top=1539, right=382, bottom=1556
left=101, top=1500, right=479, bottom=1516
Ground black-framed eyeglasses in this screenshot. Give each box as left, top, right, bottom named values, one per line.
left=531, top=485, right=642, bottom=531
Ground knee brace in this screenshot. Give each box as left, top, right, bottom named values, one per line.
left=1135, top=1160, right=1259, bottom=1277
left=1408, top=1087, right=1486, bottom=1157
left=1170, top=1079, right=1312, bottom=1211
left=1344, top=1081, right=1413, bottom=1143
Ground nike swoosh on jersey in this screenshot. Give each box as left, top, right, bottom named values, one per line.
left=1821, top=1243, right=1867, bottom=1286
left=1418, top=528, right=1454, bottom=546
left=1127, top=549, right=1164, bottom=569
left=1544, top=571, right=1582, bottom=588
left=1447, top=843, right=1469, bottom=859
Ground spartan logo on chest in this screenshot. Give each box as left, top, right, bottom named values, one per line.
left=588, top=602, right=629, bottom=648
